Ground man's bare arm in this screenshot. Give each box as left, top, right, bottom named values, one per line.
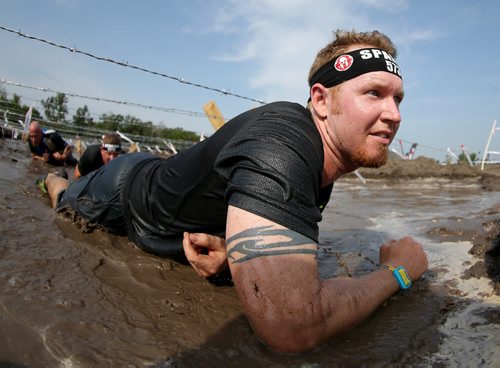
left=226, top=205, right=427, bottom=353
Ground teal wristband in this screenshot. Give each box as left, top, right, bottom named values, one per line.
left=386, top=264, right=412, bottom=289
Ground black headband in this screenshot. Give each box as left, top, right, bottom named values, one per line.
left=309, top=48, right=402, bottom=89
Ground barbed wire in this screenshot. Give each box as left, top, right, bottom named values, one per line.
left=1, top=91, right=160, bottom=123
left=1, top=88, right=215, bottom=144
left=2, top=99, right=450, bottom=156
left=0, top=24, right=266, bottom=105
left=1, top=106, right=152, bottom=141
left=2, top=107, right=112, bottom=137
left=1, top=78, right=222, bottom=119
left=0, top=94, right=73, bottom=116
left=1, top=107, right=197, bottom=149
left=0, top=95, right=460, bottom=157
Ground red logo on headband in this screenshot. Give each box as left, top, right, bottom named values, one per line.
left=334, top=54, right=354, bottom=71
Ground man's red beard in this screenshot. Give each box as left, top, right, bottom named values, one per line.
left=351, top=142, right=388, bottom=168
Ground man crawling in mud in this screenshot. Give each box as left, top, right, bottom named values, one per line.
left=37, top=29, right=428, bottom=353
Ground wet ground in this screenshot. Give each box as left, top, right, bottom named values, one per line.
left=0, top=138, right=499, bottom=367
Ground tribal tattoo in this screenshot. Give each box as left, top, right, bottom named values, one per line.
left=226, top=225, right=317, bottom=264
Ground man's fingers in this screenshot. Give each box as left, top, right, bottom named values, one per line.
left=182, top=233, right=205, bottom=276
left=189, top=233, right=225, bottom=251
left=182, top=232, right=198, bottom=260
left=183, top=232, right=228, bottom=278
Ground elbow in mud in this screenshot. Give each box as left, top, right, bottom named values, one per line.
left=252, top=323, right=324, bottom=354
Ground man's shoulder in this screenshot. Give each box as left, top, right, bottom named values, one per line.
left=78, top=144, right=104, bottom=174
left=265, top=101, right=306, bottom=110
left=229, top=101, right=308, bottom=124
left=84, top=144, right=102, bottom=152
left=219, top=101, right=322, bottom=167
left=44, top=130, right=67, bottom=144
left=43, top=129, right=60, bottom=140
left=248, top=102, right=317, bottom=143
left=253, top=101, right=308, bottom=119
left=81, top=144, right=102, bottom=159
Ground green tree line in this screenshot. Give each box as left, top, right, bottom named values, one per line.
left=0, top=88, right=43, bottom=124
left=0, top=88, right=200, bottom=142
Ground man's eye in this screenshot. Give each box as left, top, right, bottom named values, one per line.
left=368, top=90, right=380, bottom=97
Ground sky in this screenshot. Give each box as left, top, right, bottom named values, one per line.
left=1, top=0, right=499, bottom=162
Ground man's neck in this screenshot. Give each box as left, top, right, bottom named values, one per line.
left=310, top=112, right=357, bottom=187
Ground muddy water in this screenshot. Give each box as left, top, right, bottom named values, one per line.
left=1, top=138, right=499, bottom=367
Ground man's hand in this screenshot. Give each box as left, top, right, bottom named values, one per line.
left=379, top=236, right=428, bottom=282
left=52, top=152, right=65, bottom=161
left=35, top=149, right=50, bottom=162
left=182, top=232, right=227, bottom=277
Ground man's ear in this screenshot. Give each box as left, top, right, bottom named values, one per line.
left=310, top=84, right=328, bottom=119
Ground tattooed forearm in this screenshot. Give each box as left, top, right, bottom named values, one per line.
left=226, top=225, right=317, bottom=263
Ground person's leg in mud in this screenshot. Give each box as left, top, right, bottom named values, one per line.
left=45, top=173, right=69, bottom=208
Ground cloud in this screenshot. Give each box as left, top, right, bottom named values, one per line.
left=402, top=29, right=443, bottom=42
left=198, top=0, right=373, bottom=102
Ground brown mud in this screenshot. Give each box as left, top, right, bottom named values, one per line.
left=0, top=137, right=499, bottom=367
left=357, top=156, right=500, bottom=295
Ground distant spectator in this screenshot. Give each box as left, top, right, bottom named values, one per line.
left=28, top=121, right=78, bottom=166
left=74, top=133, right=122, bottom=178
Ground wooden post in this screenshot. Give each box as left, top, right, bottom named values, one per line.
left=203, top=101, right=225, bottom=131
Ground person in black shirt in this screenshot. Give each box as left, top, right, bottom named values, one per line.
left=28, top=121, right=78, bottom=167
left=74, top=133, right=122, bottom=178
left=37, top=30, right=428, bottom=353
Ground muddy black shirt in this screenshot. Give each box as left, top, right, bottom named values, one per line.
left=77, top=145, right=104, bottom=177
left=125, top=101, right=333, bottom=255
